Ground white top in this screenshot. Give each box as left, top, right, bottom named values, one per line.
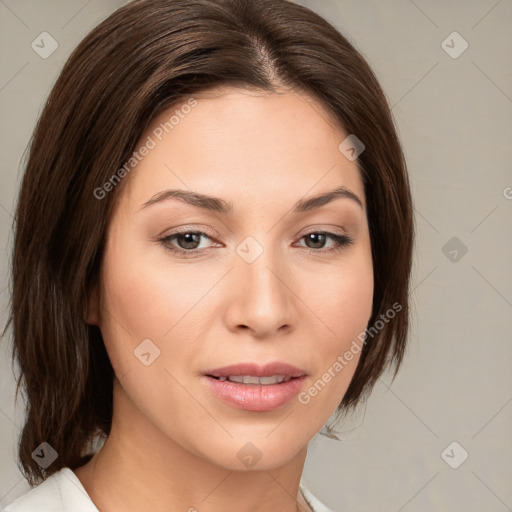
left=2, top=467, right=334, bottom=512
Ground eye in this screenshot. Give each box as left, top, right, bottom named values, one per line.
left=159, top=230, right=217, bottom=256
left=158, top=229, right=353, bottom=258
left=294, top=231, right=353, bottom=254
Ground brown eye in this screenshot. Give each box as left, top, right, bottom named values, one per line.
left=303, top=232, right=328, bottom=249
left=173, top=232, right=203, bottom=250
left=296, top=232, right=353, bottom=253
left=159, top=231, right=216, bottom=257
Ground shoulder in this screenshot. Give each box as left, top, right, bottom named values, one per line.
left=2, top=468, right=98, bottom=512
left=300, top=482, right=336, bottom=512
left=3, top=471, right=332, bottom=512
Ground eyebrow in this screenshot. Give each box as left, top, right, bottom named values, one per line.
left=140, top=185, right=364, bottom=214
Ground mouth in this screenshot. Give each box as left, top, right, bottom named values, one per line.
left=202, top=362, right=308, bottom=412
left=209, top=374, right=295, bottom=385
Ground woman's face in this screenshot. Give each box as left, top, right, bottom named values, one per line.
left=89, top=87, right=373, bottom=470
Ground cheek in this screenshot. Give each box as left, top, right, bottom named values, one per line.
left=302, top=248, right=374, bottom=349
left=99, top=230, right=184, bottom=333
left=331, top=263, right=374, bottom=336
left=97, top=234, right=217, bottom=381
left=330, top=259, right=373, bottom=373
left=96, top=235, right=171, bottom=375
left=295, top=249, right=373, bottom=416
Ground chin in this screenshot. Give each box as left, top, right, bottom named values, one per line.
left=190, top=430, right=311, bottom=472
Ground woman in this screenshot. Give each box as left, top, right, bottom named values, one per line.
left=4, top=0, right=413, bottom=510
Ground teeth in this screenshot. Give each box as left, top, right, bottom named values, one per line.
left=259, top=375, right=287, bottom=385
left=216, top=375, right=292, bottom=385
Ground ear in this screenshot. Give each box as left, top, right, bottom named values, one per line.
left=85, top=282, right=100, bottom=325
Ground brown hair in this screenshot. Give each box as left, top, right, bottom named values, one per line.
left=5, top=0, right=414, bottom=485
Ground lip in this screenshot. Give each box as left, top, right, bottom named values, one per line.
left=204, top=362, right=307, bottom=378
left=202, top=361, right=308, bottom=412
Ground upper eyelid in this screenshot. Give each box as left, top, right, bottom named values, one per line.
left=161, top=226, right=348, bottom=238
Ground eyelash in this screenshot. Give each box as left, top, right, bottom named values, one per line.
left=158, top=229, right=353, bottom=258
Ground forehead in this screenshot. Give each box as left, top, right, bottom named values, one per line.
left=120, top=87, right=365, bottom=212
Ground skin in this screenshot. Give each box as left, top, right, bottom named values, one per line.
left=76, top=86, right=374, bottom=512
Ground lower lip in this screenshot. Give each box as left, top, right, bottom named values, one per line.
left=202, top=375, right=306, bottom=411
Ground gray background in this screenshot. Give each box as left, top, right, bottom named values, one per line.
left=1, top=1, right=511, bottom=510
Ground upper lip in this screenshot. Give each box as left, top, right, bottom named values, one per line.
left=204, top=362, right=307, bottom=378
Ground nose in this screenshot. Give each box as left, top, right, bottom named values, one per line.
left=223, top=241, right=297, bottom=339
